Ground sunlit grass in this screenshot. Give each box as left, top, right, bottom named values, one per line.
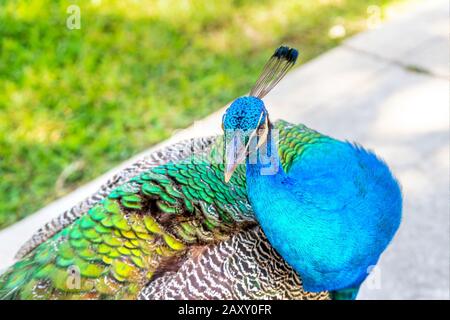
left=0, top=0, right=406, bottom=228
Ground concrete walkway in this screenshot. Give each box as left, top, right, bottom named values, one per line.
left=0, top=0, right=448, bottom=299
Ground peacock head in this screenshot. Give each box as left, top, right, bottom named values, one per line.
left=222, top=46, right=298, bottom=182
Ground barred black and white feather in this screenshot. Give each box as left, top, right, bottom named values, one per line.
left=139, top=226, right=329, bottom=300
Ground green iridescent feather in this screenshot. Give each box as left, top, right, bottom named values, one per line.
left=0, top=120, right=330, bottom=300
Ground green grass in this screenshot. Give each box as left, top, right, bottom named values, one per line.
left=0, top=0, right=405, bottom=228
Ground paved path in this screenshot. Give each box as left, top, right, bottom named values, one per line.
left=0, top=0, right=448, bottom=299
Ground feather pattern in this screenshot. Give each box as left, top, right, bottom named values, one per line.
left=15, top=137, right=216, bottom=260
left=0, top=121, right=337, bottom=299
left=0, top=136, right=254, bottom=299
left=140, top=226, right=329, bottom=300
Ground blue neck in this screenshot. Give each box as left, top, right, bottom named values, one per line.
left=246, top=129, right=285, bottom=183
left=244, top=128, right=401, bottom=293
left=244, top=131, right=359, bottom=292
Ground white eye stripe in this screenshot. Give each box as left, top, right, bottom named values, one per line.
left=244, top=112, right=269, bottom=157
left=256, top=117, right=269, bottom=150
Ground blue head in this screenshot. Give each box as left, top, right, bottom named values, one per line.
left=222, top=97, right=269, bottom=182
left=222, top=46, right=298, bottom=182
left=223, top=96, right=268, bottom=132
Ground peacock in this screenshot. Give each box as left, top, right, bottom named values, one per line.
left=0, top=46, right=402, bottom=300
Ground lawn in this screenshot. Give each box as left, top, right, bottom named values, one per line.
left=0, top=0, right=406, bottom=228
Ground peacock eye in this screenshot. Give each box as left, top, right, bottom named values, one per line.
left=257, top=117, right=269, bottom=136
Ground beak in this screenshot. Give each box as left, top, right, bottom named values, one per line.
left=223, top=115, right=269, bottom=183
left=224, top=130, right=246, bottom=183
